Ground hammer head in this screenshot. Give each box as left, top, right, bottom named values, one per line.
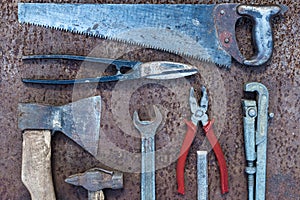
left=65, top=168, right=123, bottom=191
left=18, top=96, right=101, bottom=156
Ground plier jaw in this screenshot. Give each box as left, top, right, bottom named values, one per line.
left=190, top=86, right=208, bottom=126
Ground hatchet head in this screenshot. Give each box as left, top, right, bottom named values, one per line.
left=18, top=96, right=101, bottom=156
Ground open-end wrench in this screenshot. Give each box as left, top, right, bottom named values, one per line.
left=133, top=105, right=162, bottom=200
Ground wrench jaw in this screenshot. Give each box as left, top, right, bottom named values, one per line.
left=133, top=105, right=163, bottom=137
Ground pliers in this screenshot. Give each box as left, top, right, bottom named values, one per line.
left=176, top=86, right=229, bottom=195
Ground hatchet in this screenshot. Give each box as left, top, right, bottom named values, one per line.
left=18, top=96, right=101, bottom=200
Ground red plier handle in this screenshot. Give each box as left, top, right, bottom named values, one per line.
left=176, top=120, right=229, bottom=195
left=176, top=120, right=197, bottom=195
left=203, top=119, right=229, bottom=194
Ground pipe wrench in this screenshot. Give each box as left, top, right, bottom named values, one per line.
left=242, top=82, right=274, bottom=200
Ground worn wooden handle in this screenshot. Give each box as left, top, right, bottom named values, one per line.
left=88, top=190, right=105, bottom=200
left=22, top=130, right=56, bottom=200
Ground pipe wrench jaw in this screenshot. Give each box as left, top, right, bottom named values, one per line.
left=242, top=100, right=257, bottom=119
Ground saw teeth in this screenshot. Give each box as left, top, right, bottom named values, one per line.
left=21, top=21, right=231, bottom=68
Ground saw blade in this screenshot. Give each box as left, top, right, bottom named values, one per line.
left=18, top=3, right=231, bottom=67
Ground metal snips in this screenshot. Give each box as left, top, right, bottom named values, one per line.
left=176, top=86, right=229, bottom=195
left=21, top=54, right=198, bottom=84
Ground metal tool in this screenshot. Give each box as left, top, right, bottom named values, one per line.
left=22, top=54, right=198, bottom=84
left=133, top=105, right=162, bottom=200
left=18, top=96, right=101, bottom=200
left=18, top=3, right=287, bottom=67
left=176, top=87, right=228, bottom=195
left=197, top=151, right=208, bottom=200
left=242, top=82, right=273, bottom=200
left=65, top=168, right=123, bottom=200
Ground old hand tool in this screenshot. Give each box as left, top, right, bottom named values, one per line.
left=242, top=82, right=273, bottom=200
left=197, top=151, right=208, bottom=200
left=22, top=55, right=198, bottom=84
left=133, top=105, right=162, bottom=200
left=18, top=96, right=101, bottom=200
left=18, top=3, right=287, bottom=67
left=176, top=87, right=228, bottom=195
left=65, top=168, right=123, bottom=200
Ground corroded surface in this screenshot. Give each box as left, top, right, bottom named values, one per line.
left=0, top=0, right=299, bottom=200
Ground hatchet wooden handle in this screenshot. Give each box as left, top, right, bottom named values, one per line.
left=22, top=130, right=56, bottom=200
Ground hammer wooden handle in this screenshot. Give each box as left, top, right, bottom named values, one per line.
left=22, top=130, right=56, bottom=200
left=88, top=190, right=105, bottom=200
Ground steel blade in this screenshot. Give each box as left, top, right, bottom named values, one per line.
left=18, top=3, right=231, bottom=66
left=18, top=96, right=101, bottom=156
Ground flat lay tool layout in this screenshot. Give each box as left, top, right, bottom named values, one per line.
left=0, top=1, right=298, bottom=200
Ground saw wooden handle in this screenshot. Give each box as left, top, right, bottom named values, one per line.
left=237, top=5, right=282, bottom=66
left=214, top=4, right=284, bottom=66
left=22, top=130, right=56, bottom=200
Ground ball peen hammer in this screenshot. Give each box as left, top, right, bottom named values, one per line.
left=65, top=168, right=123, bottom=200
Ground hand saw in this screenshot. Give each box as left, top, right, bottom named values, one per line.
left=18, top=3, right=287, bottom=67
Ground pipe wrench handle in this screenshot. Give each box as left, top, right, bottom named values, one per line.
left=176, top=121, right=197, bottom=195
left=203, top=120, right=229, bottom=194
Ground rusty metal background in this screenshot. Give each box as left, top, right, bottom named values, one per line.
left=0, top=0, right=299, bottom=200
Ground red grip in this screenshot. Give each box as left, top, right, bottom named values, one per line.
left=203, top=120, right=229, bottom=194
left=176, top=120, right=197, bottom=195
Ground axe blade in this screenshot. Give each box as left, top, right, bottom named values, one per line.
left=18, top=96, right=101, bottom=156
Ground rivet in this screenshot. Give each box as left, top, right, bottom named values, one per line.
left=248, top=108, right=256, bottom=117
left=269, top=113, right=274, bottom=119
left=224, top=38, right=230, bottom=43
left=220, top=10, right=225, bottom=15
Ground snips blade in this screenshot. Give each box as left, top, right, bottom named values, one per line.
left=141, top=61, right=198, bottom=80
